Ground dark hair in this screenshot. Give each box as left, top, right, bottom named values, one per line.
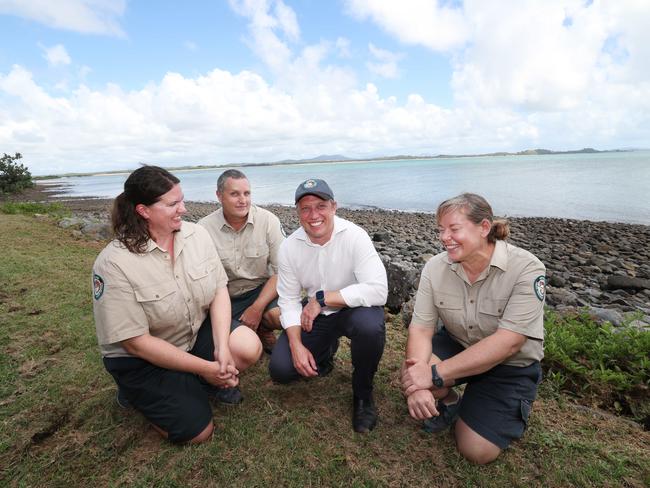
left=436, top=192, right=510, bottom=243
left=217, top=169, right=247, bottom=194
left=111, top=166, right=180, bottom=253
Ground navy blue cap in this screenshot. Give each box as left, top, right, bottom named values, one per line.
left=294, top=178, right=334, bottom=203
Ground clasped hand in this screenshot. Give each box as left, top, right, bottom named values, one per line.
left=204, top=347, right=239, bottom=388
left=401, top=358, right=440, bottom=420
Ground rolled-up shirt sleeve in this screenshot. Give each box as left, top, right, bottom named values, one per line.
left=277, top=241, right=304, bottom=329
left=339, top=231, right=387, bottom=307
left=267, top=214, right=285, bottom=275
left=410, top=259, right=439, bottom=328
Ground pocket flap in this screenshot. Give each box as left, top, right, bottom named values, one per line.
left=434, top=292, right=463, bottom=310
left=244, top=244, right=269, bottom=258
left=479, top=298, right=508, bottom=316
left=188, top=260, right=216, bottom=281
left=134, top=281, right=176, bottom=303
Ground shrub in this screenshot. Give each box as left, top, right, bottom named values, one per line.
left=543, top=309, right=650, bottom=424
left=0, top=152, right=34, bottom=194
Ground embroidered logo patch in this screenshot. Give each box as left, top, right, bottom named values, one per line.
left=534, top=275, right=546, bottom=301
left=303, top=179, right=316, bottom=189
left=93, top=273, right=105, bottom=300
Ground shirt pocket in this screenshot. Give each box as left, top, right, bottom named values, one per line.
left=188, top=259, right=219, bottom=308
left=434, top=291, right=464, bottom=331
left=134, top=281, right=181, bottom=333
left=243, top=243, right=270, bottom=278
left=478, top=297, right=509, bottom=335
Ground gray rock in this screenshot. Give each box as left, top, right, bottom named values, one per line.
left=58, top=217, right=85, bottom=228
left=606, top=275, right=650, bottom=291
left=81, top=221, right=112, bottom=240
left=588, top=307, right=623, bottom=326
left=400, top=298, right=414, bottom=328
left=546, top=286, right=579, bottom=306
left=382, top=258, right=420, bottom=313
left=373, top=232, right=389, bottom=243
left=548, top=274, right=566, bottom=287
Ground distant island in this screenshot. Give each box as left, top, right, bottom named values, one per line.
left=34, top=147, right=633, bottom=179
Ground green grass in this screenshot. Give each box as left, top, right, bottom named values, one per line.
left=0, top=201, right=69, bottom=217
left=1, top=213, right=649, bottom=487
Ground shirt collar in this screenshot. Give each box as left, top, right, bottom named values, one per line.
left=145, top=221, right=192, bottom=254
left=445, top=239, right=509, bottom=274
left=218, top=205, right=256, bottom=231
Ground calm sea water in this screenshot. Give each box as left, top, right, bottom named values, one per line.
left=41, top=151, right=650, bottom=224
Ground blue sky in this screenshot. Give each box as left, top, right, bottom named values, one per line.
left=0, top=0, right=649, bottom=175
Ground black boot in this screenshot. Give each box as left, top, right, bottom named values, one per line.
left=352, top=395, right=377, bottom=433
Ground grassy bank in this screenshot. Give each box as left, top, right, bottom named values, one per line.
left=1, top=212, right=648, bottom=487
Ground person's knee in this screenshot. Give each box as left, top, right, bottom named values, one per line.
left=189, top=421, right=214, bottom=444
left=457, top=442, right=501, bottom=465
left=347, top=308, right=385, bottom=337
left=229, top=327, right=263, bottom=369
left=455, top=420, right=501, bottom=465
left=268, top=357, right=296, bottom=384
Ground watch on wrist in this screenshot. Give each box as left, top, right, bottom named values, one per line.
left=315, top=290, right=326, bottom=307
left=431, top=363, right=444, bottom=388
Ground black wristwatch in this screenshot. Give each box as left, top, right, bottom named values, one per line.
left=431, top=363, right=445, bottom=388
left=315, top=290, right=326, bottom=307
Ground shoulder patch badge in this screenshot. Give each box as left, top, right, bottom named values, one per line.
left=534, top=275, right=546, bottom=301
left=93, top=273, right=105, bottom=300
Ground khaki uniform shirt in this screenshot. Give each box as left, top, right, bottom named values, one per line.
left=92, top=222, right=228, bottom=358
left=198, top=205, right=284, bottom=297
left=411, top=240, right=546, bottom=367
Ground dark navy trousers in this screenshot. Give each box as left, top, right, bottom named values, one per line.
left=268, top=306, right=385, bottom=400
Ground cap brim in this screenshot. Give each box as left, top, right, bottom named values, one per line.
left=295, top=191, right=333, bottom=203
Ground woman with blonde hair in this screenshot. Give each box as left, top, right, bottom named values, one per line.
left=401, top=193, right=545, bottom=464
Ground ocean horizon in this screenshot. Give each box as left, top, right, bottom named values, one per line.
left=41, top=150, right=650, bottom=225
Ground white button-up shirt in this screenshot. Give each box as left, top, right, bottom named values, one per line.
left=277, top=216, right=388, bottom=329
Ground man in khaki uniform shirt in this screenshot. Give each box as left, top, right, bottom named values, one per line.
left=199, top=169, right=284, bottom=352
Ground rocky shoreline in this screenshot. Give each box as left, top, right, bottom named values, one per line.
left=9, top=184, right=650, bottom=328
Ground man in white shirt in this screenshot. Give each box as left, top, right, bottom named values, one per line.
left=269, top=178, right=388, bottom=433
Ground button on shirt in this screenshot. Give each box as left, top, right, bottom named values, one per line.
left=198, top=205, right=284, bottom=297
left=411, top=240, right=545, bottom=367
left=92, top=222, right=228, bottom=358
left=277, top=216, right=388, bottom=329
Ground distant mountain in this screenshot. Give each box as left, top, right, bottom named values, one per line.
left=270, top=154, right=352, bottom=164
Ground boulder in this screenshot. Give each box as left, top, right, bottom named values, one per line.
left=605, top=275, right=650, bottom=291
left=383, top=257, right=420, bottom=313
left=587, top=307, right=623, bottom=326
left=400, top=298, right=414, bottom=328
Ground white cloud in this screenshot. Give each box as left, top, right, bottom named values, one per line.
left=40, top=44, right=72, bottom=67
left=367, top=43, right=403, bottom=79
left=0, top=0, right=126, bottom=36
left=344, top=0, right=470, bottom=51
left=1, top=1, right=649, bottom=175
